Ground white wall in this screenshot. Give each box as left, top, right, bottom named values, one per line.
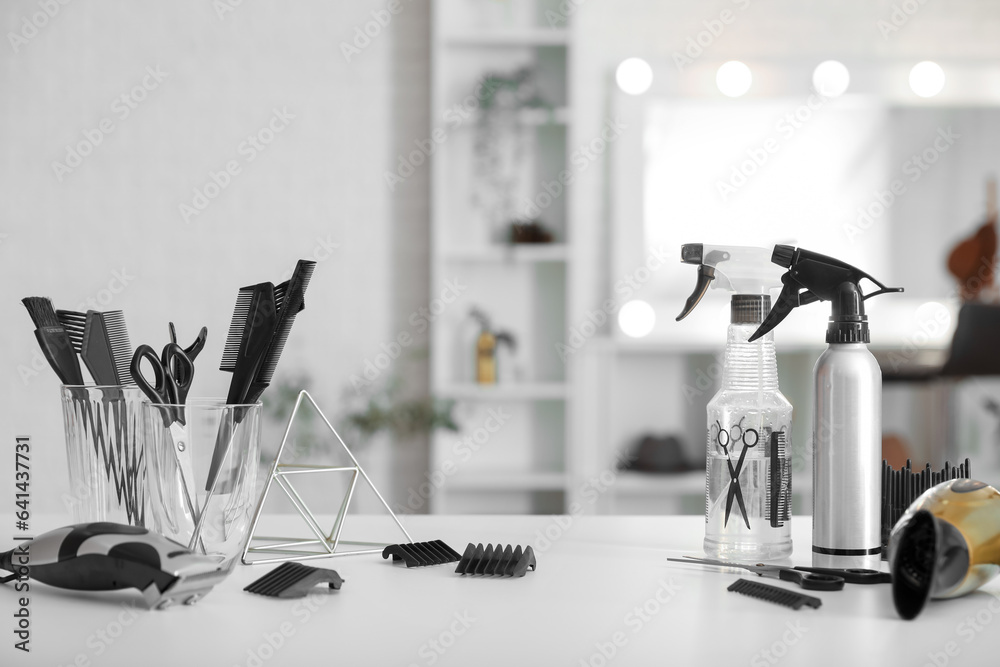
left=0, top=0, right=431, bottom=513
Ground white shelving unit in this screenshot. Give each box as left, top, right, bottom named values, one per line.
left=430, top=0, right=573, bottom=514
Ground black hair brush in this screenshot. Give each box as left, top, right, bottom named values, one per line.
left=22, top=297, right=84, bottom=385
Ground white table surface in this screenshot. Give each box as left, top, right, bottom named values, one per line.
left=5, top=514, right=1000, bottom=667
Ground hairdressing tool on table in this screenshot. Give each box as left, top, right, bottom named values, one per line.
left=0, top=522, right=228, bottom=609
left=881, top=458, right=971, bottom=559
left=669, top=556, right=846, bottom=590
left=455, top=543, right=536, bottom=577
left=56, top=310, right=135, bottom=386
left=131, top=340, right=197, bottom=522
left=383, top=540, right=462, bottom=568
left=244, top=562, right=344, bottom=599
left=206, top=260, right=316, bottom=492
left=889, top=479, right=1000, bottom=620
left=21, top=297, right=84, bottom=385
left=727, top=579, right=822, bottom=610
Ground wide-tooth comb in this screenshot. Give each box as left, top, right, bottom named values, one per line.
left=247, top=260, right=316, bottom=399
left=382, top=540, right=462, bottom=568
left=243, top=562, right=343, bottom=599
left=727, top=579, right=822, bottom=610
left=22, top=297, right=84, bottom=385
left=455, top=543, right=536, bottom=577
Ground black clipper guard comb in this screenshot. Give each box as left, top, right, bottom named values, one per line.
left=243, top=562, right=344, bottom=599
left=382, top=540, right=461, bottom=568
left=455, top=543, right=536, bottom=577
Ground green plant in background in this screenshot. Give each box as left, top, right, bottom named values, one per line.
left=341, top=375, right=458, bottom=443
left=260, top=371, right=458, bottom=465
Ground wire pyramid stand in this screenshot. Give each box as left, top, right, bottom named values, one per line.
left=241, top=390, right=412, bottom=566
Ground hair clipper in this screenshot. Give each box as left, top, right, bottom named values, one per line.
left=0, top=522, right=229, bottom=609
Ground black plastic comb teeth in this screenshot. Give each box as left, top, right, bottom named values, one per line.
left=382, top=540, right=461, bottom=568
left=880, top=458, right=971, bottom=559
left=243, top=562, right=344, bottom=599
left=766, top=432, right=791, bottom=528
left=727, top=579, right=822, bottom=610
left=455, top=543, right=536, bottom=578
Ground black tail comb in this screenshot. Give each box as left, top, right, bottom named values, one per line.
left=455, top=543, right=536, bottom=578
left=243, top=562, right=344, bottom=599
left=727, top=579, right=821, bottom=610
left=382, top=540, right=462, bottom=568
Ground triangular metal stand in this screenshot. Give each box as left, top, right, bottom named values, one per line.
left=241, top=390, right=412, bottom=565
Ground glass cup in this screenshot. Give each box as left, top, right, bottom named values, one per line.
left=142, top=399, right=260, bottom=569
left=60, top=385, right=145, bottom=526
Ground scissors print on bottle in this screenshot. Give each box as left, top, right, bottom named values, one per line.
left=712, top=416, right=760, bottom=529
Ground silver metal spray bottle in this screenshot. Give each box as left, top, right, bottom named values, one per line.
left=748, top=245, right=903, bottom=569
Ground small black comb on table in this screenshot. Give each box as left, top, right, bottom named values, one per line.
left=382, top=540, right=461, bottom=568
left=244, top=562, right=344, bottom=599
left=455, top=543, right=536, bottom=578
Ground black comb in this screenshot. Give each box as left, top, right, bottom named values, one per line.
left=455, top=543, right=536, bottom=578
left=382, top=540, right=462, bottom=567
left=245, top=260, right=316, bottom=403
left=727, top=579, right=822, bottom=610
left=766, top=431, right=791, bottom=528
left=219, top=282, right=278, bottom=400
left=243, top=562, right=344, bottom=599
left=56, top=309, right=87, bottom=351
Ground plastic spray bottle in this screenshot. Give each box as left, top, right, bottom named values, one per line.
left=677, top=244, right=793, bottom=561
left=749, top=245, right=903, bottom=569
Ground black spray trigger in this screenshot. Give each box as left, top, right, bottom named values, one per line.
left=676, top=265, right=716, bottom=321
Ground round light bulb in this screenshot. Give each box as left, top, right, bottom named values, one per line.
left=618, top=300, right=656, bottom=338
left=716, top=61, right=752, bottom=98
left=812, top=60, right=850, bottom=98
left=909, top=61, right=945, bottom=98
left=615, top=57, right=653, bottom=96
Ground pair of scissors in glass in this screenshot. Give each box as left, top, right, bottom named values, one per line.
left=131, top=341, right=197, bottom=519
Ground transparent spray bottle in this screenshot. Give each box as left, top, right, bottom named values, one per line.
left=677, top=244, right=793, bottom=561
